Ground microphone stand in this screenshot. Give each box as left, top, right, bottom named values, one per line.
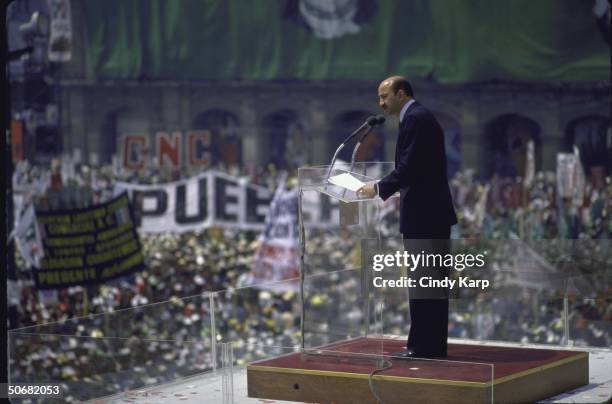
left=349, top=126, right=375, bottom=174
left=324, top=118, right=376, bottom=185
left=339, top=126, right=377, bottom=200
left=344, top=116, right=384, bottom=198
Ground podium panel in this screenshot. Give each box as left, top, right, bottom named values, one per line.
left=297, top=162, right=399, bottom=359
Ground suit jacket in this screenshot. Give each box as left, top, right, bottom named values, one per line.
left=377, top=101, right=458, bottom=236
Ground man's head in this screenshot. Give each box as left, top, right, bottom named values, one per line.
left=378, top=76, right=413, bottom=116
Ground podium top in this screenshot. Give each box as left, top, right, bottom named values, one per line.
left=298, top=162, right=398, bottom=203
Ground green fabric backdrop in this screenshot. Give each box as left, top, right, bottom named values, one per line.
left=82, top=0, right=610, bottom=83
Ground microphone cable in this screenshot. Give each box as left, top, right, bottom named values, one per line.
left=368, top=358, right=393, bottom=404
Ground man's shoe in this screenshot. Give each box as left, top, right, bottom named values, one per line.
left=390, top=349, right=446, bottom=359
left=389, top=349, right=418, bottom=359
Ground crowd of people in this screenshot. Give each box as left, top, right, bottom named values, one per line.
left=8, top=159, right=612, bottom=402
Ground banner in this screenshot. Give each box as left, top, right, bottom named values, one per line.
left=33, top=192, right=145, bottom=289
left=13, top=204, right=44, bottom=269
left=11, top=120, right=24, bottom=162
left=115, top=171, right=269, bottom=233
left=47, top=0, right=72, bottom=62
left=556, top=150, right=585, bottom=204
left=121, top=130, right=213, bottom=170
left=572, top=146, right=586, bottom=208
left=524, top=140, right=535, bottom=186
left=248, top=174, right=300, bottom=290
left=114, top=170, right=340, bottom=233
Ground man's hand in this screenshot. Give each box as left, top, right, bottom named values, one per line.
left=357, top=183, right=377, bottom=198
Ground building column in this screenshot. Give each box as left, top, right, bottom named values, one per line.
left=307, top=100, right=328, bottom=165
left=458, top=102, right=481, bottom=173
left=239, top=99, right=259, bottom=165
left=537, top=98, right=563, bottom=172
left=161, top=86, right=181, bottom=130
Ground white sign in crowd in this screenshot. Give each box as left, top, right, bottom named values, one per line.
left=246, top=173, right=301, bottom=290
left=113, top=170, right=339, bottom=233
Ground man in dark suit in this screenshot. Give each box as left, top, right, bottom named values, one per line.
left=358, top=76, right=457, bottom=358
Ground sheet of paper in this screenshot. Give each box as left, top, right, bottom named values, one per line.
left=328, top=172, right=366, bottom=192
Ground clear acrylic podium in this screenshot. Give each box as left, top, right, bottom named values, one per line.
left=297, top=162, right=400, bottom=361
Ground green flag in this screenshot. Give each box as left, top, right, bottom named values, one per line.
left=82, top=0, right=610, bottom=83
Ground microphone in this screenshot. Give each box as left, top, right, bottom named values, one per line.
left=357, top=115, right=385, bottom=143
left=325, top=115, right=383, bottom=183
left=339, top=115, right=380, bottom=145
left=349, top=115, right=385, bottom=170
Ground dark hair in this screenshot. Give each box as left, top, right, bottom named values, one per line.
left=391, top=78, right=413, bottom=98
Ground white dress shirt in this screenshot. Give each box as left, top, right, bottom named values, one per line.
left=399, top=98, right=415, bottom=124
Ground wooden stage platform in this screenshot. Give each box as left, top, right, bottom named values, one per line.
left=247, top=338, right=589, bottom=404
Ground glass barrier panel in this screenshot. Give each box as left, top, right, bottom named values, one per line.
left=360, top=237, right=611, bottom=348
left=568, top=297, right=611, bottom=348
left=8, top=292, right=215, bottom=402
left=11, top=292, right=214, bottom=343
left=8, top=332, right=214, bottom=403
left=210, top=278, right=302, bottom=365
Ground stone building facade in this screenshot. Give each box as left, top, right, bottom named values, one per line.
left=58, top=79, right=611, bottom=176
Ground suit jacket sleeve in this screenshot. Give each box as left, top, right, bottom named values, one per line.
left=377, top=115, right=424, bottom=201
